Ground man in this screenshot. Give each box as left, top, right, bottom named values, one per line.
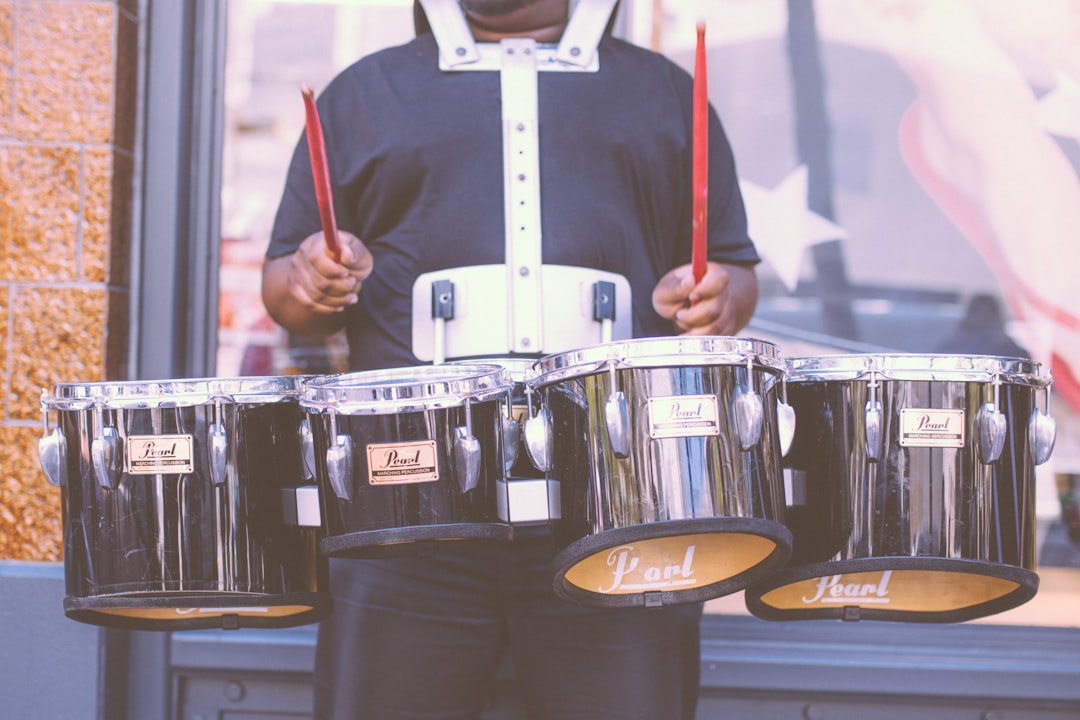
left=263, top=1, right=760, bottom=717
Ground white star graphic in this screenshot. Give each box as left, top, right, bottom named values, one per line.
left=739, top=165, right=848, bottom=292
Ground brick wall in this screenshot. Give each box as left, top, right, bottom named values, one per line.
left=0, top=0, right=137, bottom=561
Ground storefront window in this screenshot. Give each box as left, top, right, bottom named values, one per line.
left=218, top=0, right=1080, bottom=629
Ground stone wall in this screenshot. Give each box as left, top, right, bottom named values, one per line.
left=0, top=0, right=137, bottom=561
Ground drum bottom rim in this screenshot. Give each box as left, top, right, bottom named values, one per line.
left=551, top=517, right=793, bottom=609
left=744, top=556, right=1039, bottom=623
left=63, top=590, right=330, bottom=631
left=320, top=522, right=513, bottom=558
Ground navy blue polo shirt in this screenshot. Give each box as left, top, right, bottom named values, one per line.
left=269, top=32, right=759, bottom=371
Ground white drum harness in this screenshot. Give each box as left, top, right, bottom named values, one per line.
left=411, top=0, right=631, bottom=363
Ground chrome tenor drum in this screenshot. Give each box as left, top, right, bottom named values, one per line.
left=745, top=354, right=1057, bottom=623
left=37, top=376, right=327, bottom=631
left=302, top=364, right=514, bottom=557
left=527, top=337, right=793, bottom=609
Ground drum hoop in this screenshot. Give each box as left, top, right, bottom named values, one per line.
left=451, top=356, right=539, bottom=383
left=786, top=353, right=1051, bottom=387
left=300, top=364, right=513, bottom=413
left=42, top=375, right=308, bottom=411
left=531, top=336, right=783, bottom=387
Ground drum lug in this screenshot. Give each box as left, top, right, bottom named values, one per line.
left=208, top=422, right=228, bottom=486
left=863, top=371, right=883, bottom=462
left=523, top=406, right=552, bottom=473
left=605, top=390, right=631, bottom=458
left=604, top=360, right=631, bottom=458
left=38, top=427, right=67, bottom=487
left=453, top=398, right=482, bottom=492
left=300, top=418, right=317, bottom=480
left=325, top=434, right=354, bottom=501
left=453, top=426, right=482, bottom=492
left=1028, top=407, right=1057, bottom=465
left=776, top=379, right=796, bottom=457
left=864, top=400, right=883, bottom=462
left=976, top=402, right=1007, bottom=464
left=502, top=415, right=521, bottom=475
left=732, top=385, right=763, bottom=451
left=91, top=426, right=122, bottom=490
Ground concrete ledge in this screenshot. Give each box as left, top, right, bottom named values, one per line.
left=0, top=561, right=104, bottom=720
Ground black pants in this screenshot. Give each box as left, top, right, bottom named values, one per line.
left=313, top=529, right=703, bottom=720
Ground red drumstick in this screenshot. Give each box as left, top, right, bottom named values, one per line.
left=301, top=84, right=341, bottom=263
left=691, top=22, right=708, bottom=289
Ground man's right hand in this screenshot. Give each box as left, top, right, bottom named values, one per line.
left=262, top=230, right=374, bottom=337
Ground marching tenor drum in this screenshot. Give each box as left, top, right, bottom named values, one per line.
left=526, top=337, right=793, bottom=609
left=745, top=354, right=1057, bottom=623
left=301, top=364, right=515, bottom=557
left=37, top=376, right=328, bottom=631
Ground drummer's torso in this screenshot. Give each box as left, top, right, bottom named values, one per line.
left=328, top=34, right=698, bottom=265
left=316, top=36, right=711, bottom=368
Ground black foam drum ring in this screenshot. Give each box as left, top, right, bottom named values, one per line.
left=743, top=556, right=1039, bottom=624
left=550, top=517, right=794, bottom=609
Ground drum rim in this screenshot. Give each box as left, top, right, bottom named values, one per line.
left=42, top=375, right=308, bottom=410
left=531, top=335, right=784, bottom=386
left=786, top=353, right=1051, bottom=387
left=451, top=356, right=539, bottom=382
left=300, top=363, right=513, bottom=413
left=319, top=522, right=514, bottom=558
left=63, top=591, right=330, bottom=631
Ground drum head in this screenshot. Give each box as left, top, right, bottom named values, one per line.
left=552, top=518, right=793, bottom=609
left=65, top=592, right=330, bottom=631
left=744, top=557, right=1038, bottom=623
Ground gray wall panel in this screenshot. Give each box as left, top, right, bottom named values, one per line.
left=0, top=562, right=103, bottom=720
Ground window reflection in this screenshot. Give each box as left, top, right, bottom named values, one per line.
left=219, top=0, right=414, bottom=376
left=218, top=0, right=1080, bottom=628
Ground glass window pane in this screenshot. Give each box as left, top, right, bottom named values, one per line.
left=217, top=0, right=1080, bottom=629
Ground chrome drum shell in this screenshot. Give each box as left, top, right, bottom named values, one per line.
left=745, top=354, right=1053, bottom=623
left=40, top=376, right=327, bottom=631
left=302, top=364, right=514, bottom=557
left=531, top=337, right=792, bottom=609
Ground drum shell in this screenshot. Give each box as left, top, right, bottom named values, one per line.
left=783, top=374, right=1038, bottom=569
left=53, top=393, right=326, bottom=630
left=747, top=354, right=1049, bottom=622
left=306, top=369, right=513, bottom=556
left=533, top=337, right=792, bottom=608
left=548, top=362, right=788, bottom=546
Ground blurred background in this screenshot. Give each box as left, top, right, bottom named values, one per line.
left=217, top=0, right=1080, bottom=629
left=4, top=1, right=1076, bottom=718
